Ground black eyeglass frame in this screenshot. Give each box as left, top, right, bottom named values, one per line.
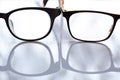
left=0, top=7, right=61, bottom=41
left=0, top=7, right=120, bottom=42
left=63, top=10, right=119, bottom=42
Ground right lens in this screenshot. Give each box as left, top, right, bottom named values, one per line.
left=9, top=9, right=51, bottom=40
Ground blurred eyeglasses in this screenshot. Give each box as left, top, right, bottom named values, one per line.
left=0, top=0, right=119, bottom=42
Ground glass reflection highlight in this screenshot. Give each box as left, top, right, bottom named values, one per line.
left=0, top=42, right=59, bottom=76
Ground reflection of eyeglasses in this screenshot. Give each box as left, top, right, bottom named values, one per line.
left=0, top=42, right=59, bottom=76
left=62, top=42, right=120, bottom=74
left=0, top=4, right=119, bottom=42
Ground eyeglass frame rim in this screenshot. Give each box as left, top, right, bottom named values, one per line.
left=63, top=10, right=119, bottom=42
left=0, top=7, right=61, bottom=41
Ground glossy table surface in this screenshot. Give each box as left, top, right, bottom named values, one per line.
left=1, top=0, right=120, bottom=80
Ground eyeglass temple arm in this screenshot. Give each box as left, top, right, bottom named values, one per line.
left=43, top=0, right=48, bottom=6
left=36, top=0, right=66, bottom=11
left=35, top=0, right=48, bottom=7
left=43, top=0, right=64, bottom=7
left=58, top=0, right=67, bottom=12
left=43, top=0, right=65, bottom=8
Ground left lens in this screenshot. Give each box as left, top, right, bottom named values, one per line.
left=69, top=12, right=114, bottom=41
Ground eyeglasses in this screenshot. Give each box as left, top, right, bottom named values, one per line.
left=0, top=7, right=61, bottom=41
left=61, top=0, right=120, bottom=42
left=0, top=4, right=120, bottom=42
left=63, top=10, right=117, bottom=42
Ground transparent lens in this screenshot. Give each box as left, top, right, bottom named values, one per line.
left=69, top=12, right=114, bottom=41
left=9, top=9, right=51, bottom=40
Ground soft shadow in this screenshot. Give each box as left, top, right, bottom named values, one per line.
left=62, top=42, right=120, bottom=74
left=0, top=42, right=60, bottom=76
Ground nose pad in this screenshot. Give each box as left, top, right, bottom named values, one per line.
left=9, top=19, right=15, bottom=34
